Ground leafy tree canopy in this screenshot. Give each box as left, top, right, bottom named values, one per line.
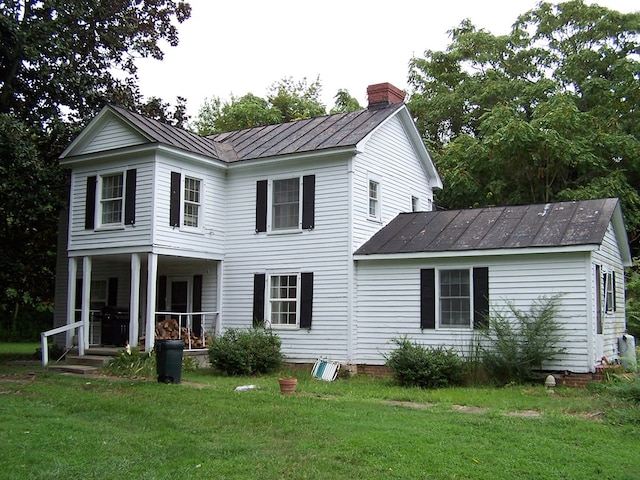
left=192, top=77, right=362, bottom=135
left=407, top=1, right=640, bottom=247
left=0, top=0, right=191, bottom=333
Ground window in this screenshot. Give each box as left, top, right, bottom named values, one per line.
left=420, top=267, right=489, bottom=330
left=368, top=177, right=380, bottom=220
left=269, top=274, right=299, bottom=326
left=100, top=172, right=123, bottom=225
left=90, top=280, right=108, bottom=310
left=183, top=176, right=201, bottom=228
left=255, top=176, right=315, bottom=233
left=169, top=172, right=203, bottom=229
left=440, top=269, right=471, bottom=327
left=272, top=178, right=300, bottom=230
left=412, top=196, right=420, bottom=212
left=604, top=270, right=616, bottom=314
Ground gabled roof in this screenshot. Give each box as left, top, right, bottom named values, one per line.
left=61, top=103, right=407, bottom=163
left=207, top=104, right=404, bottom=162
left=355, top=198, right=632, bottom=265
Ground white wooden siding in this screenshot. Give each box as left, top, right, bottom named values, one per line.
left=592, top=224, right=627, bottom=364
left=352, top=116, right=434, bottom=250
left=221, top=157, right=352, bottom=362
left=355, top=252, right=596, bottom=373
left=78, top=118, right=146, bottom=155
left=68, top=157, right=155, bottom=252
left=152, top=155, right=225, bottom=258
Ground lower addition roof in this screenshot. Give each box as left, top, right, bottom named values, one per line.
left=354, top=198, right=631, bottom=265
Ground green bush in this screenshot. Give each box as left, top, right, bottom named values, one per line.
left=385, top=337, right=464, bottom=388
left=208, top=328, right=282, bottom=376
left=103, top=347, right=197, bottom=378
left=477, top=294, right=565, bottom=384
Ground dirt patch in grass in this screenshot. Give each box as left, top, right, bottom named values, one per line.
left=453, top=404, right=488, bottom=414
left=385, top=400, right=435, bottom=409
left=506, top=410, right=542, bottom=418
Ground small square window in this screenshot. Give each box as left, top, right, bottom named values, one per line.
left=412, top=196, right=420, bottom=212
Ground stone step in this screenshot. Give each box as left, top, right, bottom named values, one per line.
left=48, top=364, right=100, bottom=375
left=65, top=354, right=112, bottom=367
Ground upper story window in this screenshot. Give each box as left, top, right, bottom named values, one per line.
left=183, top=176, right=201, bottom=228
left=272, top=178, right=300, bottom=230
left=170, top=171, right=203, bottom=230
left=411, top=196, right=420, bottom=212
left=100, top=172, right=124, bottom=225
left=368, top=173, right=381, bottom=221
left=255, top=175, right=315, bottom=233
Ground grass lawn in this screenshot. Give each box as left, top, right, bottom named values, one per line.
left=0, top=346, right=638, bottom=479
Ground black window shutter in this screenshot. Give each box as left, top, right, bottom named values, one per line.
left=473, top=267, right=489, bottom=328
left=124, top=169, right=137, bottom=225
left=108, top=277, right=118, bottom=306
left=85, top=176, right=96, bottom=229
left=300, top=272, right=314, bottom=329
left=302, top=175, right=315, bottom=229
left=253, top=274, right=266, bottom=327
left=420, top=269, right=435, bottom=329
left=193, top=274, right=203, bottom=336
left=158, top=275, right=167, bottom=311
left=255, top=180, right=267, bottom=232
left=170, top=171, right=181, bottom=227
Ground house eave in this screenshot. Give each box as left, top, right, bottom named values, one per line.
left=226, top=146, right=357, bottom=169
left=353, top=244, right=599, bottom=261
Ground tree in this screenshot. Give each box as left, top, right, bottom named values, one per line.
left=330, top=89, right=362, bottom=114
left=407, top=1, right=640, bottom=247
left=0, top=1, right=191, bottom=336
left=193, top=77, right=329, bottom=135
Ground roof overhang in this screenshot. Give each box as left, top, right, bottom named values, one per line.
left=225, top=146, right=357, bottom=170
left=611, top=201, right=633, bottom=266
left=354, top=244, right=599, bottom=261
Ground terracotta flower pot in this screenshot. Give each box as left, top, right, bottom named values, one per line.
left=278, top=377, right=297, bottom=394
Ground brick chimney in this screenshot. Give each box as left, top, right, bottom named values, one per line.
left=367, top=83, right=406, bottom=109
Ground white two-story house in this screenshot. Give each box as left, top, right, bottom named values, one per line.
left=53, top=82, right=632, bottom=374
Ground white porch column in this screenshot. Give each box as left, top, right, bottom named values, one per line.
left=145, top=253, right=158, bottom=352
left=129, top=253, right=141, bottom=349
left=66, top=257, right=78, bottom=348
left=215, top=261, right=223, bottom=336
left=81, top=256, right=92, bottom=351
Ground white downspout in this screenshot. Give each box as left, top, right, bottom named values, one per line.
left=347, top=158, right=355, bottom=364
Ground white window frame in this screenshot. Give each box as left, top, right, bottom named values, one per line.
left=411, top=195, right=420, bottom=212
left=267, top=272, right=300, bottom=329
left=268, top=176, right=302, bottom=233
left=438, top=268, right=472, bottom=329
left=180, top=173, right=204, bottom=232
left=98, top=171, right=125, bottom=227
left=368, top=173, right=381, bottom=221
left=603, top=269, right=615, bottom=314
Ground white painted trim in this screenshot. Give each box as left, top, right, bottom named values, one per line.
left=129, top=253, right=141, bottom=348
left=145, top=253, right=158, bottom=352
left=66, top=257, right=78, bottom=348
left=81, top=256, right=92, bottom=350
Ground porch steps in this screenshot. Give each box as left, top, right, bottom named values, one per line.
left=47, top=347, right=120, bottom=375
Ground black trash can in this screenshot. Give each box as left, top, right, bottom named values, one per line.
left=155, top=339, right=184, bottom=384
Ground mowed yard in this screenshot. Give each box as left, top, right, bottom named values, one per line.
left=1, top=344, right=639, bottom=480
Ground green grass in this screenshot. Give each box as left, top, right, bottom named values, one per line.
left=0, top=356, right=639, bottom=479
left=0, top=342, right=40, bottom=363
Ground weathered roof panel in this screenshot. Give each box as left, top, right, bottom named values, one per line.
left=355, top=199, right=622, bottom=256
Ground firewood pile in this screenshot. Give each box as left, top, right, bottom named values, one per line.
left=153, top=318, right=205, bottom=348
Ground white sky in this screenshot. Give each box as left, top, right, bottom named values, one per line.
left=135, top=0, right=638, bottom=119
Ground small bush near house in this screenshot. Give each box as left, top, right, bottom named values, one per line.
left=104, top=348, right=197, bottom=378
left=385, top=337, right=465, bottom=388
left=477, top=294, right=565, bottom=384
left=208, top=328, right=282, bottom=376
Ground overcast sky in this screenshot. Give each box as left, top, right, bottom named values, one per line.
left=135, top=0, right=637, bottom=119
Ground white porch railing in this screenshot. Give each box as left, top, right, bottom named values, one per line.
left=154, top=311, right=219, bottom=350
left=40, top=321, right=85, bottom=367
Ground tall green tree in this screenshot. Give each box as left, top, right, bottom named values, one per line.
left=408, top=1, right=640, bottom=247
left=0, top=1, right=191, bottom=335
left=193, top=77, right=363, bottom=135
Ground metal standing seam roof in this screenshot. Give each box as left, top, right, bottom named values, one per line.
left=354, top=198, right=621, bottom=255
left=110, top=103, right=404, bottom=163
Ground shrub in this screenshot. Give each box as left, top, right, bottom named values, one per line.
left=385, top=337, right=464, bottom=388
left=105, top=348, right=156, bottom=378
left=477, top=294, right=565, bottom=384
left=208, top=328, right=282, bottom=376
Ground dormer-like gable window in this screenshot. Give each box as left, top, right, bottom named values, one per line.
left=85, top=169, right=136, bottom=230
left=100, top=172, right=124, bottom=225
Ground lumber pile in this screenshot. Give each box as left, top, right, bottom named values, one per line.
left=153, top=318, right=205, bottom=348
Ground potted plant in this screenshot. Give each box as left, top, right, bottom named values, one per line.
left=278, top=371, right=298, bottom=394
